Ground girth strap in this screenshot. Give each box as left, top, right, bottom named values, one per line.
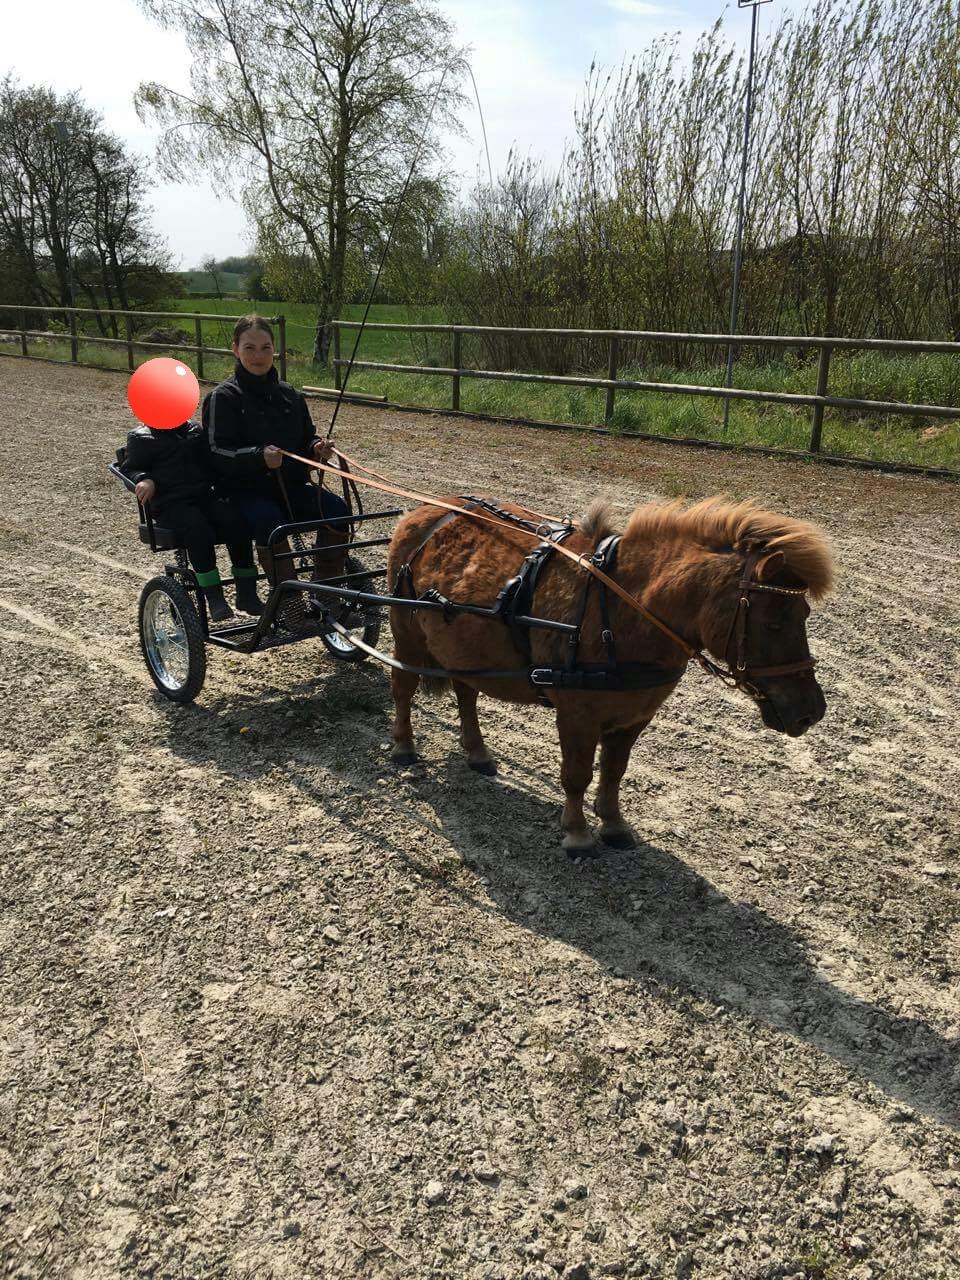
left=393, top=500, right=482, bottom=597
left=593, top=534, right=621, bottom=667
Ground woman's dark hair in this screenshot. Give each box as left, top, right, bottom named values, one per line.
left=232, top=314, right=275, bottom=344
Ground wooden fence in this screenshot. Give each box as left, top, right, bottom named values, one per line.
left=0, top=305, right=287, bottom=381
left=333, top=321, right=960, bottom=457
left=3, top=304, right=959, bottom=472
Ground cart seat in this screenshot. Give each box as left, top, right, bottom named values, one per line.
left=138, top=521, right=186, bottom=552
left=109, top=450, right=189, bottom=554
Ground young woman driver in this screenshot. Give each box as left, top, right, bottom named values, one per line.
left=202, top=315, right=351, bottom=584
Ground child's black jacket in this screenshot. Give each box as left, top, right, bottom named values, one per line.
left=121, top=423, right=212, bottom=511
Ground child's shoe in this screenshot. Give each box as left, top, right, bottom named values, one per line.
left=202, top=583, right=234, bottom=623
left=196, top=570, right=233, bottom=622
left=234, top=576, right=264, bottom=616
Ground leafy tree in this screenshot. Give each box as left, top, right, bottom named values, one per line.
left=244, top=259, right=274, bottom=300
left=218, top=254, right=258, bottom=275
left=0, top=77, right=175, bottom=323
left=136, top=0, right=463, bottom=364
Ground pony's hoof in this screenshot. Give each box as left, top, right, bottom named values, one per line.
left=468, top=758, right=498, bottom=777
left=563, top=834, right=600, bottom=860
left=391, top=751, right=419, bottom=767
left=600, top=827, right=639, bottom=851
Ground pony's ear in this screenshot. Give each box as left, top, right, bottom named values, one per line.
left=757, top=550, right=786, bottom=580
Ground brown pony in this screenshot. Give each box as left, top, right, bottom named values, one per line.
left=387, top=495, right=834, bottom=856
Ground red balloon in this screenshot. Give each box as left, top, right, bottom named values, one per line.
left=127, top=358, right=200, bottom=430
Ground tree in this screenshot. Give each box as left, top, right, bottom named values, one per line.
left=218, top=254, right=258, bottom=274
left=244, top=259, right=274, bottom=300
left=136, top=0, right=463, bottom=364
left=201, top=254, right=224, bottom=298
left=0, top=77, right=175, bottom=320
left=901, top=0, right=960, bottom=340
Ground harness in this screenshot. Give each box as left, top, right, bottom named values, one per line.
left=393, top=499, right=686, bottom=695
left=282, top=445, right=817, bottom=708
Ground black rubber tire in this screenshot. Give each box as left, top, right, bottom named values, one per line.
left=138, top=575, right=207, bottom=703
left=319, top=554, right=383, bottom=664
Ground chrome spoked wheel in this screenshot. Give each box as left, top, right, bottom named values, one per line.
left=138, top=576, right=206, bottom=702
left=143, top=592, right=189, bottom=685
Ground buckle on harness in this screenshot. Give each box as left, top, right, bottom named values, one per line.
left=529, top=668, right=594, bottom=690
left=529, top=668, right=556, bottom=686
left=419, top=587, right=457, bottom=621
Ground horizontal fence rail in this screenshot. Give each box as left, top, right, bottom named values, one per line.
left=334, top=320, right=960, bottom=355
left=0, top=304, right=287, bottom=381
left=333, top=320, right=960, bottom=457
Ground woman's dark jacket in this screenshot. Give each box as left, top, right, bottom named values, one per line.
left=120, top=423, right=211, bottom=513
left=202, top=362, right=321, bottom=499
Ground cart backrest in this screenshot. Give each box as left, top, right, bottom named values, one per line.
left=107, top=449, right=185, bottom=553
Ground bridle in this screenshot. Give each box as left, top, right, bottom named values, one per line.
left=705, top=545, right=817, bottom=703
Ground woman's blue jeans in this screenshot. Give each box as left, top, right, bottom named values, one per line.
left=235, top=483, right=351, bottom=546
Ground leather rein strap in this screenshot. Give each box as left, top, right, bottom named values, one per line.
left=293, top=447, right=699, bottom=654
left=288, top=447, right=812, bottom=700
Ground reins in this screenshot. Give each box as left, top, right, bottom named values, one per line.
left=281, top=445, right=815, bottom=701
left=284, top=446, right=699, bottom=658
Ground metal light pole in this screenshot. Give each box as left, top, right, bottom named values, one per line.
left=722, top=0, right=770, bottom=434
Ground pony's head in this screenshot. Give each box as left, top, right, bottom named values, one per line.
left=698, top=501, right=832, bottom=736
left=625, top=498, right=834, bottom=737
left=719, top=542, right=828, bottom=735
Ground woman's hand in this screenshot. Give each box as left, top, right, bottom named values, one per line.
left=135, top=478, right=156, bottom=503
left=312, top=440, right=334, bottom=464
left=263, top=445, right=283, bottom=470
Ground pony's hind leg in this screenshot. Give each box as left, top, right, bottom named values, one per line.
left=453, top=681, right=497, bottom=776
left=390, top=667, right=420, bottom=765
left=556, top=710, right=600, bottom=857
left=595, top=721, right=649, bottom=849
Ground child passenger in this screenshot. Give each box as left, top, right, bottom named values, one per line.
left=121, top=420, right=263, bottom=622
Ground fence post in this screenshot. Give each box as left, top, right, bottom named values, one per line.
left=277, top=314, right=287, bottom=381
left=452, top=328, right=462, bottom=410
left=68, top=308, right=78, bottom=363
left=333, top=323, right=342, bottom=390
left=195, top=316, right=204, bottom=380
left=605, top=335, right=619, bottom=422
left=19, top=308, right=27, bottom=357
left=124, top=314, right=134, bottom=371
left=809, top=344, right=832, bottom=453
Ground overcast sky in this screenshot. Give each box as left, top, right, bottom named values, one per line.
left=5, top=0, right=784, bottom=269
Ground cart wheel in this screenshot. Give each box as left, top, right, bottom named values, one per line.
left=138, top=575, right=206, bottom=702
left=319, top=554, right=383, bottom=664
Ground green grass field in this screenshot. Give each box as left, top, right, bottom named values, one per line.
left=178, top=270, right=247, bottom=296
left=4, top=298, right=958, bottom=472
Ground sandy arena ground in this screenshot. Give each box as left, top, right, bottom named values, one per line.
left=0, top=357, right=958, bottom=1279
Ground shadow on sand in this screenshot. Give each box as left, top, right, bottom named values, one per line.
left=160, top=673, right=960, bottom=1131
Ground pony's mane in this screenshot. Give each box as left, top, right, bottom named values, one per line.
left=624, top=496, right=834, bottom=600
left=577, top=499, right=619, bottom=544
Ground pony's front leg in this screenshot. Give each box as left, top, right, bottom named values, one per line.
left=453, top=681, right=497, bottom=776
left=390, top=668, right=420, bottom=765
left=556, top=710, right=600, bottom=857
left=595, top=721, right=649, bottom=849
